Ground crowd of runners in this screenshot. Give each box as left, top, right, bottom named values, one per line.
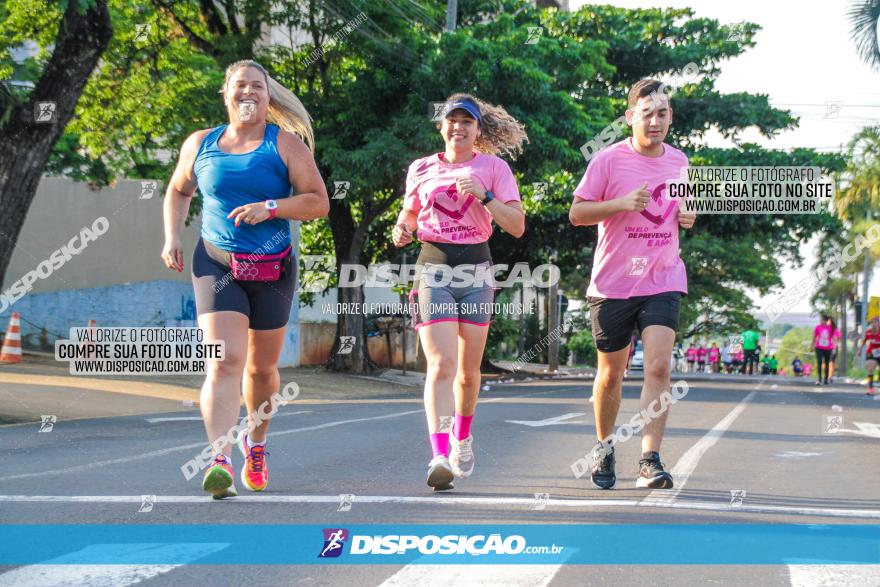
left=663, top=313, right=880, bottom=396
left=159, top=60, right=875, bottom=500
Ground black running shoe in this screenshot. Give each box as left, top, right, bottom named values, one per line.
left=636, top=452, right=674, bottom=489
left=590, top=443, right=616, bottom=490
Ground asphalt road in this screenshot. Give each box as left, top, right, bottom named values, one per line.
left=1, top=371, right=878, bottom=586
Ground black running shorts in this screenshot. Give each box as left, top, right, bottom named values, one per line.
left=191, top=238, right=296, bottom=331
left=588, top=292, right=682, bottom=353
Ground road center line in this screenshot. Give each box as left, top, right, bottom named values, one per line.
left=640, top=379, right=765, bottom=506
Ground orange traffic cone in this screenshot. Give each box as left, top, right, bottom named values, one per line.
left=83, top=319, right=97, bottom=358
left=0, top=312, right=23, bottom=363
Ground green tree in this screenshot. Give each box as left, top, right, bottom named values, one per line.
left=776, top=326, right=814, bottom=373
left=849, top=0, right=880, bottom=70
left=0, top=0, right=112, bottom=289
left=3, top=0, right=853, bottom=373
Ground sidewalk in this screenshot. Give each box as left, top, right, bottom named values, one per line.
left=0, top=354, right=423, bottom=425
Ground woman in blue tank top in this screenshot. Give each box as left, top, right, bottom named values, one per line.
left=161, top=60, right=328, bottom=499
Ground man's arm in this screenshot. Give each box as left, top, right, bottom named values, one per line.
left=569, top=182, right=650, bottom=226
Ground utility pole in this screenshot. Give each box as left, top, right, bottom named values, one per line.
left=400, top=251, right=407, bottom=376
left=862, top=210, right=872, bottom=369
left=841, top=293, right=848, bottom=376
left=445, top=0, right=457, bottom=32
left=548, top=252, right=559, bottom=372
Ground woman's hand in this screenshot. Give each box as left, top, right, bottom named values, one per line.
left=161, top=238, right=184, bottom=272
left=228, top=202, right=270, bottom=227
left=393, top=222, right=414, bottom=247
left=456, top=174, right=486, bottom=201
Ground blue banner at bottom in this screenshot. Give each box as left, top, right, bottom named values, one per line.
left=0, top=524, right=877, bottom=565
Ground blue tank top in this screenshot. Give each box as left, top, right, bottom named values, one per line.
left=194, top=124, right=292, bottom=254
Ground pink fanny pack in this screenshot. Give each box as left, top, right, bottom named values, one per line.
left=230, top=245, right=293, bottom=281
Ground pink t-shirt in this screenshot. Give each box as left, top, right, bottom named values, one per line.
left=814, top=324, right=839, bottom=350
left=708, top=348, right=719, bottom=362
left=697, top=347, right=707, bottom=361
left=403, top=152, right=520, bottom=244
left=574, top=138, right=689, bottom=299
left=686, top=348, right=696, bottom=361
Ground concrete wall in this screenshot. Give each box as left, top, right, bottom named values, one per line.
left=4, top=178, right=200, bottom=292
left=1, top=178, right=301, bottom=366
left=300, top=321, right=420, bottom=368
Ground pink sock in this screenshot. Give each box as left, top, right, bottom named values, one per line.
left=453, top=413, right=473, bottom=441
left=429, top=433, right=450, bottom=457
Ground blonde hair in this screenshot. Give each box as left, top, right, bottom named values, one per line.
left=221, top=60, right=315, bottom=151
left=441, top=93, right=528, bottom=160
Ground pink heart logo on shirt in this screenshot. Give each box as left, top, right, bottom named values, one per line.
left=639, top=184, right=677, bottom=226
left=429, top=183, right=476, bottom=220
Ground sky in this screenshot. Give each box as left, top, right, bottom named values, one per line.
left=570, top=0, right=880, bottom=320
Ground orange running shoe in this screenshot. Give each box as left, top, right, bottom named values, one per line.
left=202, top=455, right=237, bottom=500
left=238, top=433, right=269, bottom=491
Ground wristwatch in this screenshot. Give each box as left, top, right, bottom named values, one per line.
left=481, top=190, right=495, bottom=206
left=265, top=199, right=278, bottom=219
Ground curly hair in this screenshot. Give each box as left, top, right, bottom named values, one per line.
left=440, top=93, right=528, bottom=160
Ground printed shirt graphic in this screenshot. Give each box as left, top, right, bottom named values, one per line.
left=403, top=152, right=520, bottom=244
left=813, top=324, right=839, bottom=350
left=708, top=347, right=720, bottom=362
left=697, top=347, right=707, bottom=361
left=574, top=138, right=689, bottom=299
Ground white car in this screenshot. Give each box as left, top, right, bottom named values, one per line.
left=630, top=341, right=644, bottom=370
left=629, top=341, right=678, bottom=371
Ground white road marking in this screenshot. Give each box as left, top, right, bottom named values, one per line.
left=145, top=410, right=311, bottom=423
left=838, top=422, right=880, bottom=439
left=773, top=451, right=824, bottom=458
left=641, top=387, right=759, bottom=506
left=0, top=389, right=552, bottom=483
left=0, top=542, right=227, bottom=587
left=1, top=495, right=877, bottom=519
left=0, top=408, right=425, bottom=482
left=506, top=413, right=587, bottom=427
left=379, top=564, right=562, bottom=586
left=787, top=564, right=880, bottom=586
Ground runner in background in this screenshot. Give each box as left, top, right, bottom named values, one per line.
left=393, top=94, right=527, bottom=491
left=708, top=342, right=720, bottom=373
left=569, top=78, right=695, bottom=490
left=732, top=347, right=744, bottom=374
left=672, top=342, right=683, bottom=372
left=685, top=342, right=696, bottom=373
left=721, top=342, right=732, bottom=374
left=811, top=314, right=835, bottom=386
left=769, top=354, right=778, bottom=375
left=792, top=356, right=803, bottom=377
left=741, top=327, right=761, bottom=375
left=696, top=343, right=707, bottom=373
left=858, top=316, right=880, bottom=395
left=626, top=333, right=638, bottom=376
left=828, top=317, right=841, bottom=383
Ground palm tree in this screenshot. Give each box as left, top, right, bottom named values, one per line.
left=850, top=0, right=880, bottom=69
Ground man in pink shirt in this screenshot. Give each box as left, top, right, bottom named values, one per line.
left=570, top=79, right=696, bottom=490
